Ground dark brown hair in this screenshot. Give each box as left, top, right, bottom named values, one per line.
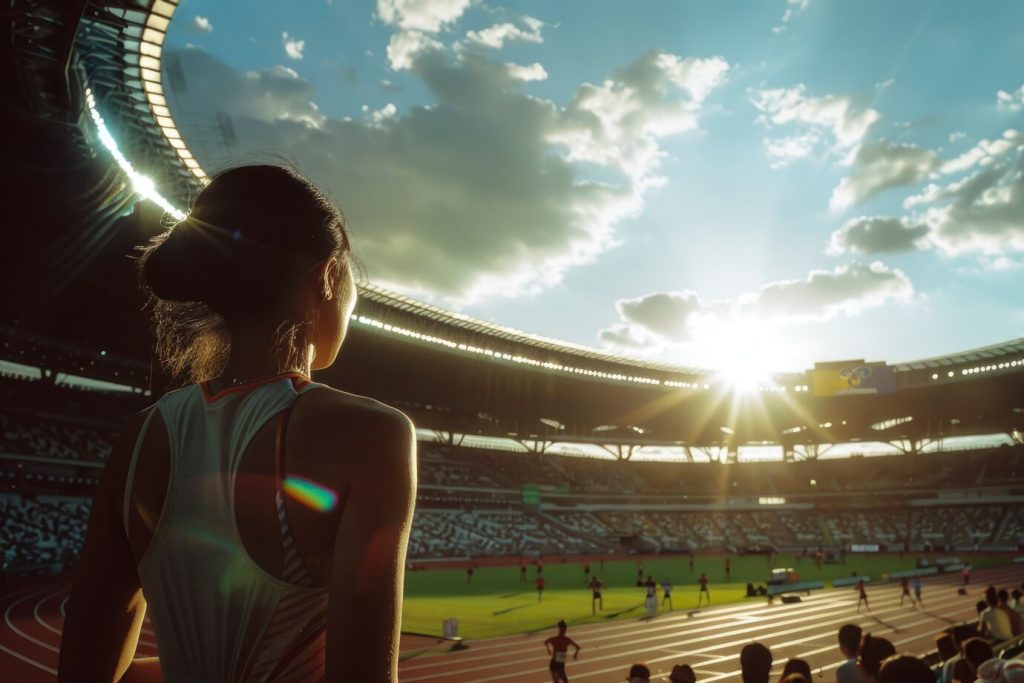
left=137, top=165, right=351, bottom=385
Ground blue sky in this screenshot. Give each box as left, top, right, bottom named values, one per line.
left=164, top=0, right=1024, bottom=373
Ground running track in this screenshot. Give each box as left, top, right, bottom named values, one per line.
left=3, top=565, right=1021, bottom=681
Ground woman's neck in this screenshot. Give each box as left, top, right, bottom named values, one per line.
left=213, top=320, right=313, bottom=387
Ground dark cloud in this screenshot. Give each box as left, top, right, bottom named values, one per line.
left=740, top=262, right=913, bottom=319
left=830, top=140, right=938, bottom=210
left=615, top=291, right=702, bottom=341
left=169, top=47, right=728, bottom=301
left=828, top=216, right=929, bottom=255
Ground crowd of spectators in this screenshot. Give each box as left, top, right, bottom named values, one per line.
left=406, top=507, right=603, bottom=558
left=0, top=412, right=115, bottom=462
left=0, top=494, right=89, bottom=574
left=621, top=614, right=1024, bottom=682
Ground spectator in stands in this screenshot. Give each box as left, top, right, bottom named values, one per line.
left=858, top=634, right=896, bottom=683
left=740, top=643, right=773, bottom=683
left=979, top=599, right=1015, bottom=641
left=952, top=637, right=994, bottom=683
left=669, top=664, right=697, bottom=683
left=627, top=663, right=651, bottom=682
left=1013, top=589, right=1024, bottom=613
left=778, top=658, right=812, bottom=683
left=998, top=590, right=1024, bottom=635
left=836, top=623, right=862, bottom=683
left=934, top=632, right=959, bottom=683
left=877, top=654, right=935, bottom=683
left=59, top=165, right=416, bottom=682
left=974, top=657, right=1024, bottom=683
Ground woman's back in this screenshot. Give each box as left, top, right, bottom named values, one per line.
left=126, top=374, right=329, bottom=680
left=59, top=165, right=416, bottom=682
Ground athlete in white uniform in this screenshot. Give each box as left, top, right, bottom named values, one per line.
left=59, top=165, right=416, bottom=682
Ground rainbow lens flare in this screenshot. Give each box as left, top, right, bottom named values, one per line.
left=283, top=475, right=339, bottom=512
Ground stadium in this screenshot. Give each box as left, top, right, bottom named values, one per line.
left=2, top=1, right=1024, bottom=682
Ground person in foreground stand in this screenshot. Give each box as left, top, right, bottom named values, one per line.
left=835, top=623, right=862, bottom=683
left=57, top=165, right=417, bottom=683
left=626, top=663, right=651, bottom=683
left=740, top=643, right=773, bottom=683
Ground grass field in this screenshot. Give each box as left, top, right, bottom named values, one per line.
left=400, top=553, right=1010, bottom=639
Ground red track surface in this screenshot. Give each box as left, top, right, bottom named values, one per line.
left=3, top=565, right=1021, bottom=681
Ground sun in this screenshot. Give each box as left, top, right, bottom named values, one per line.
left=692, top=316, right=799, bottom=392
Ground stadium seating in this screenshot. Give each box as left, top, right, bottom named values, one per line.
left=3, top=407, right=1024, bottom=568
left=0, top=494, right=89, bottom=575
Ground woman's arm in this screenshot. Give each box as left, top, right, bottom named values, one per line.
left=325, top=406, right=416, bottom=682
left=59, top=411, right=151, bottom=682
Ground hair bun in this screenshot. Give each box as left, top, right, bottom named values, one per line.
left=140, top=164, right=346, bottom=316
left=144, top=218, right=216, bottom=303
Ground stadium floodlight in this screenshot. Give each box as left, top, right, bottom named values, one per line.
left=84, top=88, right=186, bottom=221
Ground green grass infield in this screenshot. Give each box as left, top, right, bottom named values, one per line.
left=401, top=552, right=1009, bottom=640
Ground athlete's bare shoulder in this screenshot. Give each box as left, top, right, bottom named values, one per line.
left=293, top=385, right=415, bottom=475
left=304, top=385, right=411, bottom=432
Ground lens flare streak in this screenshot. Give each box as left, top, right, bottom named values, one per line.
left=283, top=475, right=338, bottom=512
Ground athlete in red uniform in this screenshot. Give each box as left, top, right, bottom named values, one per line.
left=544, top=620, right=581, bottom=683
left=536, top=576, right=546, bottom=602
left=856, top=579, right=869, bottom=612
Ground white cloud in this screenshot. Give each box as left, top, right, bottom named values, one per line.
left=940, top=129, right=1021, bottom=175
left=750, top=84, right=880, bottom=165
left=782, top=0, right=810, bottom=22
left=764, top=132, right=820, bottom=167
left=169, top=47, right=728, bottom=302
left=282, top=32, right=306, bottom=60
left=830, top=140, right=938, bottom=210
left=369, top=102, right=397, bottom=125
left=505, top=62, right=547, bottom=82
left=377, top=0, right=472, bottom=32
left=466, top=20, right=543, bottom=49
left=949, top=131, right=967, bottom=143
left=772, top=0, right=810, bottom=31
left=997, top=85, right=1024, bottom=113
left=552, top=51, right=730, bottom=187
left=917, top=155, right=1024, bottom=256
left=599, top=261, right=913, bottom=350
left=377, top=0, right=473, bottom=70
left=386, top=30, right=442, bottom=70
left=827, top=216, right=930, bottom=255
left=189, top=16, right=212, bottom=34
left=875, top=78, right=895, bottom=90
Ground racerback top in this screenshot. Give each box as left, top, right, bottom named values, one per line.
left=123, top=373, right=330, bottom=682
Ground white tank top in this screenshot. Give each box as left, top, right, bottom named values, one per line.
left=124, top=373, right=330, bottom=682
